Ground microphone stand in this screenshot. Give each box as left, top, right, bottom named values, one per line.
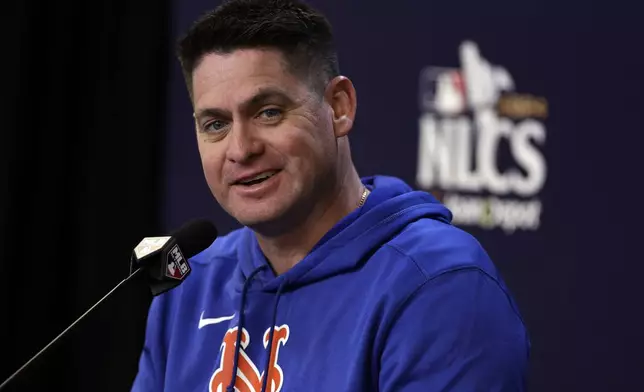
left=0, top=268, right=143, bottom=390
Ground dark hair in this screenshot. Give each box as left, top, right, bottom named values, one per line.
left=177, top=0, right=340, bottom=99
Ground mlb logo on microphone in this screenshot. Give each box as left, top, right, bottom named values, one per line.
left=166, top=244, right=190, bottom=280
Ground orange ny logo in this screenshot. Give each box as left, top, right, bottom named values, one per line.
left=210, top=325, right=290, bottom=392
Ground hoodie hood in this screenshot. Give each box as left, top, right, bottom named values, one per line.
left=228, top=175, right=452, bottom=294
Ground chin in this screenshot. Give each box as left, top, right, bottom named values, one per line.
left=233, top=205, right=282, bottom=227
left=232, top=204, right=299, bottom=236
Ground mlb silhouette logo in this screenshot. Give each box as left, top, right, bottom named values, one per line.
left=419, top=67, right=467, bottom=116
left=419, top=41, right=517, bottom=116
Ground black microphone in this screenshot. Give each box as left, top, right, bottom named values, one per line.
left=0, top=218, right=218, bottom=391
left=130, top=218, right=218, bottom=296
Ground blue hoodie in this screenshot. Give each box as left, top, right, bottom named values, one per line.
left=132, top=175, right=529, bottom=392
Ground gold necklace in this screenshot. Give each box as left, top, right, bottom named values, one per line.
left=358, top=187, right=370, bottom=207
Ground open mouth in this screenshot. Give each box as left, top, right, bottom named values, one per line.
left=235, top=170, right=279, bottom=186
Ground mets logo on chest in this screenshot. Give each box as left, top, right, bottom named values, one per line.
left=209, top=325, right=290, bottom=392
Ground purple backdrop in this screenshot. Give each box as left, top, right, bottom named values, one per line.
left=162, top=1, right=644, bottom=390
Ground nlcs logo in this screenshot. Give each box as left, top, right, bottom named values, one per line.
left=417, top=41, right=549, bottom=234
left=210, top=325, right=290, bottom=392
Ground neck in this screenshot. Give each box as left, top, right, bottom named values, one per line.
left=255, top=167, right=364, bottom=275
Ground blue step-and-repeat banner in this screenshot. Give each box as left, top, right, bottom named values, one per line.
left=162, top=1, right=644, bottom=390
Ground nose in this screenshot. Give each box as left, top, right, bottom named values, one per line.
left=225, top=122, right=264, bottom=163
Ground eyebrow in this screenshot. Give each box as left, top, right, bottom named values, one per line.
left=194, top=87, right=294, bottom=121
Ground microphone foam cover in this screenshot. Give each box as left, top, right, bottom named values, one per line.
left=171, top=218, right=218, bottom=258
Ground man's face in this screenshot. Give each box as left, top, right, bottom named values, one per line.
left=192, top=49, right=338, bottom=230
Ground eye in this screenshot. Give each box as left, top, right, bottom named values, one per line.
left=258, top=108, right=283, bottom=121
left=203, top=119, right=228, bottom=133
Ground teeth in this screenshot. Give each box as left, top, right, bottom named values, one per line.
left=240, top=171, right=276, bottom=184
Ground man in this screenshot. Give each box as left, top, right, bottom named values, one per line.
left=132, top=0, right=530, bottom=391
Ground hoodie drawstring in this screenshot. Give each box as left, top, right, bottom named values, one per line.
left=260, top=279, right=287, bottom=392
left=227, top=265, right=267, bottom=392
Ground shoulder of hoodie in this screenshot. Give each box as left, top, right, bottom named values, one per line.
left=378, top=218, right=526, bottom=350
left=385, top=217, right=504, bottom=286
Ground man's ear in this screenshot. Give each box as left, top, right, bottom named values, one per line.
left=325, top=76, right=357, bottom=138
